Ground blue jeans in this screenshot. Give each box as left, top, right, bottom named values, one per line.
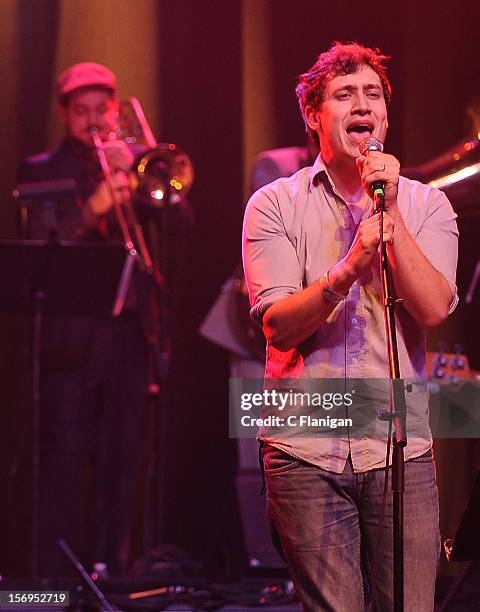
left=262, top=445, right=440, bottom=612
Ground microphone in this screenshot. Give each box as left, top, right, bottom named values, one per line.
left=358, top=137, right=385, bottom=202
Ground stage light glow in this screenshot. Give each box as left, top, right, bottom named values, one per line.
left=151, top=189, right=164, bottom=200
left=429, top=162, right=480, bottom=189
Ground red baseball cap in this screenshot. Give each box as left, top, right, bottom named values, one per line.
left=57, top=62, right=117, bottom=99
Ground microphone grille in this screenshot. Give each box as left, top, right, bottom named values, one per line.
left=359, top=137, right=384, bottom=155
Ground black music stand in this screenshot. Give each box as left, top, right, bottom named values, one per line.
left=0, top=239, right=137, bottom=578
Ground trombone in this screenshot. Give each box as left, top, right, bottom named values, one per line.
left=90, top=96, right=194, bottom=310
left=116, top=97, right=194, bottom=209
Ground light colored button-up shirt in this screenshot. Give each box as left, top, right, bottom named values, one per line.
left=242, top=155, right=458, bottom=473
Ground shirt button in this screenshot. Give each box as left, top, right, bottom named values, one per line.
left=351, top=317, right=358, bottom=325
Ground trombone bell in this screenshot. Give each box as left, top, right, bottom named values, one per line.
left=131, top=144, right=194, bottom=208
left=116, top=97, right=194, bottom=207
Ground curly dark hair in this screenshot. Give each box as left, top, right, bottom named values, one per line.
left=296, top=42, right=392, bottom=145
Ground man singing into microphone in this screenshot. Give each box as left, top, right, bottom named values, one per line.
left=242, top=42, right=458, bottom=611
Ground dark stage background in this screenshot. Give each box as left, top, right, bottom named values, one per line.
left=1, top=0, right=479, bottom=578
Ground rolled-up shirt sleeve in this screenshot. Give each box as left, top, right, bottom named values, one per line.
left=242, top=186, right=302, bottom=326
left=414, top=188, right=459, bottom=314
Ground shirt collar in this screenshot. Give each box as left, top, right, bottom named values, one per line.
left=308, top=153, right=335, bottom=193
left=308, top=154, right=375, bottom=222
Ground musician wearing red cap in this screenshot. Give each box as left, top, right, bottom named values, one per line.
left=21, top=62, right=136, bottom=239
left=18, top=62, right=149, bottom=578
left=242, top=42, right=459, bottom=611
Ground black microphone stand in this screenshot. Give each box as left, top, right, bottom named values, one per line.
left=90, top=130, right=167, bottom=550
left=373, top=185, right=408, bottom=612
